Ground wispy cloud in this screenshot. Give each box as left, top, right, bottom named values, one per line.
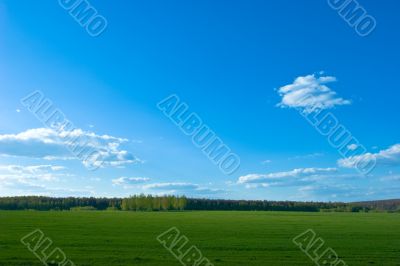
left=295, top=183, right=357, bottom=201
left=0, top=164, right=68, bottom=182
left=380, top=175, right=400, bottom=182
left=112, top=176, right=150, bottom=186
left=288, top=153, right=324, bottom=160
left=238, top=167, right=338, bottom=188
left=277, top=74, right=350, bottom=113
left=0, top=164, right=92, bottom=196
left=296, top=183, right=400, bottom=202
left=0, top=182, right=95, bottom=197
left=141, top=182, right=225, bottom=196
left=0, top=128, right=142, bottom=168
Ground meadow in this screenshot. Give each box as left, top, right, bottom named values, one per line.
left=0, top=211, right=399, bottom=265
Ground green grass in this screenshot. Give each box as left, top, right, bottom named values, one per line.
left=0, top=211, right=399, bottom=265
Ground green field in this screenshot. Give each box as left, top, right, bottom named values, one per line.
left=0, top=211, right=399, bottom=265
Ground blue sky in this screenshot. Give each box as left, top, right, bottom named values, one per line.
left=0, top=0, right=399, bottom=201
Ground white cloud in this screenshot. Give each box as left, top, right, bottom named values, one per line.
left=338, top=144, right=400, bottom=169
left=111, top=179, right=224, bottom=196
left=0, top=183, right=95, bottom=197
left=140, top=182, right=224, bottom=195
left=277, top=74, right=350, bottom=113
left=380, top=175, right=400, bottom=182
left=295, top=183, right=356, bottom=201
left=142, top=182, right=197, bottom=190
left=296, top=183, right=400, bottom=202
left=112, top=176, right=150, bottom=186
left=261, top=160, right=272, bottom=165
left=0, top=164, right=99, bottom=197
left=0, top=164, right=80, bottom=195
left=238, top=167, right=337, bottom=187
left=0, top=128, right=142, bottom=168
left=0, top=164, right=68, bottom=182
left=288, top=153, right=324, bottom=160
left=0, top=164, right=66, bottom=174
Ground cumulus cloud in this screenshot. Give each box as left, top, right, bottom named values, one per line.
left=338, top=144, right=400, bottom=169
left=238, top=167, right=337, bottom=187
left=277, top=74, right=350, bottom=113
left=0, top=128, right=141, bottom=168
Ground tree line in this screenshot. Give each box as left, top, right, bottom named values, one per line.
left=0, top=195, right=394, bottom=212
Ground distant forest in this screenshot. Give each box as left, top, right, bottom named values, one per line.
left=0, top=196, right=399, bottom=212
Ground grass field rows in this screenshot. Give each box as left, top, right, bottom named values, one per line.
left=1, top=211, right=399, bottom=265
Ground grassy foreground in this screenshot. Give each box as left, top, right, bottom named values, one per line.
left=0, top=211, right=399, bottom=265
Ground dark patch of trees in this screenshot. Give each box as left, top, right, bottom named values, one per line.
left=0, top=196, right=398, bottom=212
left=185, top=199, right=346, bottom=212
left=351, top=199, right=400, bottom=212
left=0, top=196, right=122, bottom=211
